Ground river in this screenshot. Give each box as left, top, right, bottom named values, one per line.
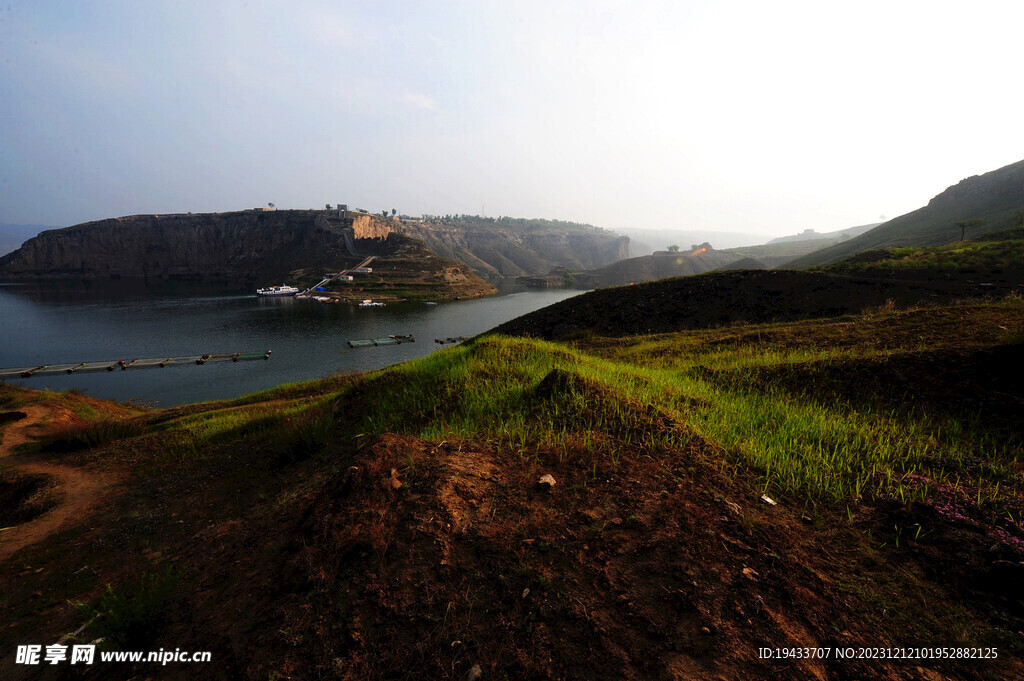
left=0, top=280, right=584, bottom=407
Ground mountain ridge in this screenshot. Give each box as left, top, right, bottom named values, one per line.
left=788, top=158, right=1024, bottom=268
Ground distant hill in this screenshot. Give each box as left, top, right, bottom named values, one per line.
left=565, top=230, right=865, bottom=289
left=767, top=222, right=879, bottom=244
left=394, top=215, right=629, bottom=282
left=571, top=244, right=738, bottom=288
left=612, top=227, right=767, bottom=256
left=788, top=158, right=1024, bottom=268
left=0, top=223, right=57, bottom=256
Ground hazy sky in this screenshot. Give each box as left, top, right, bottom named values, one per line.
left=2, top=1, right=1022, bottom=237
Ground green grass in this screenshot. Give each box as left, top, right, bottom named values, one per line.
left=828, top=237, right=1024, bottom=271
left=333, top=319, right=1020, bottom=503
left=39, top=418, right=150, bottom=453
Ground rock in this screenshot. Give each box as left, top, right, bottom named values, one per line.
left=342, top=466, right=362, bottom=488
left=538, top=474, right=556, bottom=490
left=466, top=663, right=483, bottom=681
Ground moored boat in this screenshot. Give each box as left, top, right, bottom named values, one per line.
left=256, top=285, right=300, bottom=297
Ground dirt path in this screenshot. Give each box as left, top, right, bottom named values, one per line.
left=0, top=405, right=120, bottom=563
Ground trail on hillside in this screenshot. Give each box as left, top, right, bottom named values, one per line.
left=0, top=405, right=120, bottom=563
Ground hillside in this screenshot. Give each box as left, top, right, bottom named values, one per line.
left=306, top=237, right=497, bottom=302
left=789, top=158, right=1024, bottom=268
left=2, top=288, right=1023, bottom=679
left=766, top=222, right=879, bottom=245
left=566, top=231, right=878, bottom=290
left=570, top=246, right=739, bottom=288
left=611, top=227, right=768, bottom=255
left=394, top=215, right=630, bottom=282
left=495, top=264, right=1024, bottom=340
left=824, top=230, right=1024, bottom=274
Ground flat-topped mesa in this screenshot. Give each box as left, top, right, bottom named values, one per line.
left=0, top=209, right=400, bottom=282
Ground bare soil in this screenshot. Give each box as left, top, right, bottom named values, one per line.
left=0, top=404, right=122, bottom=563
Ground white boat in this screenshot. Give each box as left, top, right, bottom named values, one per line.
left=359, top=299, right=385, bottom=307
left=256, top=285, right=300, bottom=297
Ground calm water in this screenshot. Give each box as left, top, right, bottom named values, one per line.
left=0, top=280, right=583, bottom=406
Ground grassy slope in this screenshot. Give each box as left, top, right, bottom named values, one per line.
left=788, top=158, right=1024, bottom=268
left=1, top=293, right=1023, bottom=679
left=822, top=233, right=1024, bottom=273
left=492, top=267, right=1024, bottom=340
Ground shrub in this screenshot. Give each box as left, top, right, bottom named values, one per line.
left=79, top=567, right=181, bottom=649
left=39, top=419, right=147, bottom=453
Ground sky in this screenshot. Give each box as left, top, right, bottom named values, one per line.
left=1, top=0, right=1022, bottom=238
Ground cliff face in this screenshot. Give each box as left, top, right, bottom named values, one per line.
left=350, top=214, right=394, bottom=240
left=0, top=210, right=397, bottom=282
left=0, top=210, right=632, bottom=284
left=394, top=219, right=630, bottom=281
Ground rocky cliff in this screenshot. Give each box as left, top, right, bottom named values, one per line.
left=0, top=210, right=399, bottom=283
left=0, top=210, right=632, bottom=285
left=394, top=216, right=630, bottom=282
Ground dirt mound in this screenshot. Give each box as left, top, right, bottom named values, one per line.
left=221, top=432, right=969, bottom=681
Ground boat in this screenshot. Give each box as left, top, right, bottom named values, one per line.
left=256, top=285, right=300, bottom=297
left=358, top=299, right=385, bottom=307
left=423, top=301, right=438, bottom=306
